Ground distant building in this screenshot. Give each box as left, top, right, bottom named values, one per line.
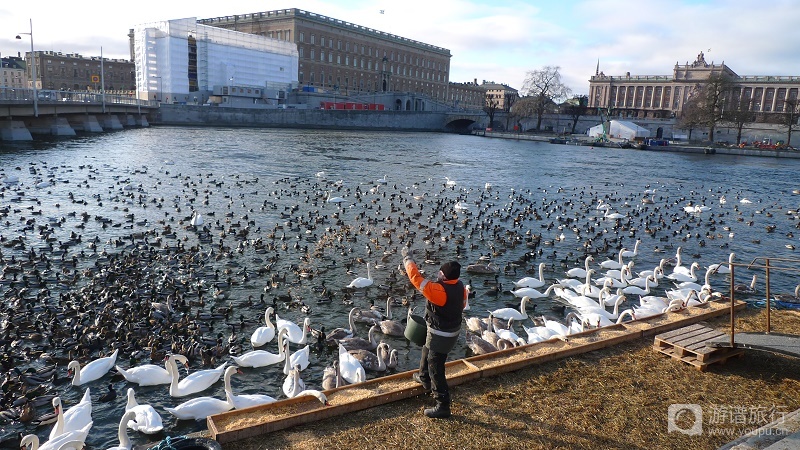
left=197, top=8, right=452, bottom=102
left=448, top=79, right=485, bottom=111
left=5, top=50, right=133, bottom=92
left=131, top=18, right=298, bottom=105
left=588, top=52, right=800, bottom=119
left=481, top=81, right=518, bottom=110
left=1, top=56, right=26, bottom=89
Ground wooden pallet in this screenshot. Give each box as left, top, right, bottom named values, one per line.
left=653, top=323, right=745, bottom=371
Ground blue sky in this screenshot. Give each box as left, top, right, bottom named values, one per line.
left=2, top=0, right=799, bottom=95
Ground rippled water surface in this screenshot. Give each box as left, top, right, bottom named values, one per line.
left=2, top=127, right=800, bottom=447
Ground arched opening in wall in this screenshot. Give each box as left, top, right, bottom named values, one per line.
left=382, top=79, right=387, bottom=92
left=656, top=127, right=664, bottom=139
left=406, top=99, right=411, bottom=111
left=395, top=99, right=402, bottom=111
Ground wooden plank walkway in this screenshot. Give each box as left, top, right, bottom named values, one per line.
left=654, top=323, right=745, bottom=371
left=707, top=332, right=800, bottom=358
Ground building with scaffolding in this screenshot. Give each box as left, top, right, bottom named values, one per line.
left=131, top=18, right=298, bottom=106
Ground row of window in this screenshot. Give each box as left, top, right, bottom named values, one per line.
left=299, top=48, right=445, bottom=83
left=298, top=70, right=446, bottom=98
left=603, top=84, right=800, bottom=113
left=297, top=31, right=445, bottom=71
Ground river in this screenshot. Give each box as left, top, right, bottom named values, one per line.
left=1, top=127, right=799, bottom=448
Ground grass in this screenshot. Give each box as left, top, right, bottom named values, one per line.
left=222, top=307, right=800, bottom=450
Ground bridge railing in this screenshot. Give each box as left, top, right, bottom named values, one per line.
left=0, top=87, right=157, bottom=107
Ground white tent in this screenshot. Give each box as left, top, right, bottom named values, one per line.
left=587, top=120, right=651, bottom=140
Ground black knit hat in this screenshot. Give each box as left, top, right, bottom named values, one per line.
left=439, top=261, right=461, bottom=280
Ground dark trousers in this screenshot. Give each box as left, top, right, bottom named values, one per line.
left=419, top=345, right=449, bottom=403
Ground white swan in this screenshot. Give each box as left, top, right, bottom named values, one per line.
left=223, top=366, right=277, bottom=409
left=165, top=393, right=233, bottom=420
left=114, top=361, right=171, bottom=387
left=250, top=306, right=276, bottom=347
left=575, top=294, right=627, bottom=320
left=566, top=256, right=594, bottom=279
left=338, top=343, right=366, bottom=384
left=49, top=389, right=92, bottom=440
left=621, top=240, right=641, bottom=258
left=326, top=191, right=346, bottom=203
left=603, top=210, right=626, bottom=220
left=347, top=263, right=373, bottom=288
left=708, top=252, right=735, bottom=275
left=285, top=339, right=310, bottom=374
left=67, top=349, right=118, bottom=386
left=599, top=249, right=626, bottom=270
left=674, top=266, right=714, bottom=292
left=106, top=410, right=138, bottom=450
left=510, top=283, right=558, bottom=300
left=276, top=316, right=311, bottom=345
left=513, top=263, right=547, bottom=289
left=444, top=176, right=457, bottom=187
left=666, top=262, right=701, bottom=283
left=165, top=354, right=226, bottom=397
left=21, top=422, right=92, bottom=450
left=282, top=365, right=306, bottom=398
left=232, top=329, right=287, bottom=368
left=190, top=211, right=203, bottom=227
left=124, top=388, right=163, bottom=435
left=622, top=276, right=656, bottom=296
left=489, top=296, right=531, bottom=321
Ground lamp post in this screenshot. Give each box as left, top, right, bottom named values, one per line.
left=15, top=18, right=37, bottom=117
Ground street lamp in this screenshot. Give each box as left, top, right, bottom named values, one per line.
left=16, top=18, right=37, bottom=117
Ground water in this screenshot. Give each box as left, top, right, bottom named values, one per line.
left=2, top=127, right=800, bottom=448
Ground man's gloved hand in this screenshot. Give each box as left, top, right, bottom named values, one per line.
left=401, top=246, right=409, bottom=258
left=401, top=246, right=414, bottom=266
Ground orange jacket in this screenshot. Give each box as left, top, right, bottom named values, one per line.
left=404, top=259, right=467, bottom=308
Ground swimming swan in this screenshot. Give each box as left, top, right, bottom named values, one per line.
left=124, top=388, right=163, bottom=435
left=67, top=349, right=118, bottom=386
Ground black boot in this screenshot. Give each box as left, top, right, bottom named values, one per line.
left=424, top=400, right=451, bottom=419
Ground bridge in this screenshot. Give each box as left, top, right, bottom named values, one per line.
left=0, top=87, right=156, bottom=141
left=443, top=111, right=486, bottom=133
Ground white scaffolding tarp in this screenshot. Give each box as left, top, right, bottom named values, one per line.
left=588, top=120, right=651, bottom=140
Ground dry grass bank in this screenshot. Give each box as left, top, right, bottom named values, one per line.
left=223, top=307, right=800, bottom=450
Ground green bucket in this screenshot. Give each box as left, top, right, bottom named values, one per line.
left=404, top=314, right=427, bottom=346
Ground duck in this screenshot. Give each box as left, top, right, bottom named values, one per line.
left=223, top=366, right=276, bottom=409
left=165, top=354, right=226, bottom=397
left=124, top=388, right=164, bottom=434
left=20, top=422, right=92, bottom=450
left=232, top=329, right=287, bottom=368
left=67, top=349, right=118, bottom=386
left=250, top=306, right=276, bottom=347
left=114, top=360, right=172, bottom=386
left=165, top=392, right=233, bottom=420
left=99, top=384, right=117, bottom=402
left=347, top=263, right=374, bottom=289
left=49, top=390, right=92, bottom=441
left=106, top=410, right=138, bottom=450
left=338, top=343, right=366, bottom=384
left=275, top=315, right=312, bottom=345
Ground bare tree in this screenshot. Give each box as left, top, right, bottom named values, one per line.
left=721, top=94, right=754, bottom=145
left=484, top=98, right=499, bottom=129
left=520, top=66, right=572, bottom=130
left=677, top=98, right=705, bottom=141
left=504, top=91, right=518, bottom=131
left=685, top=74, right=736, bottom=142
left=783, top=97, right=800, bottom=147
left=563, top=95, right=589, bottom=134
left=510, top=96, right=537, bottom=130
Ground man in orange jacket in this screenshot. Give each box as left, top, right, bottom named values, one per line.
left=402, top=246, right=467, bottom=418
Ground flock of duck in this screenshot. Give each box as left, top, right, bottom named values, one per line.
left=1, top=156, right=800, bottom=449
